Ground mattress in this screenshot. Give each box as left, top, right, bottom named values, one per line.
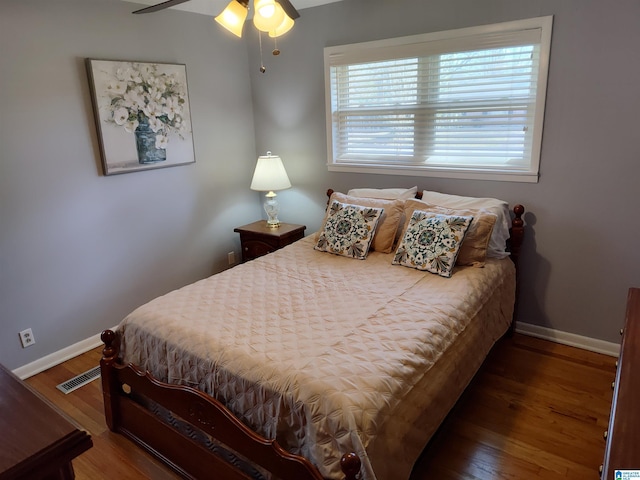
left=117, top=235, right=515, bottom=480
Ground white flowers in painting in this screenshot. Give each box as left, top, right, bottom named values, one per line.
left=104, top=62, right=189, bottom=149
left=113, top=107, right=130, bottom=127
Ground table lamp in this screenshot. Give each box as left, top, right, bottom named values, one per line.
left=250, top=151, right=291, bottom=227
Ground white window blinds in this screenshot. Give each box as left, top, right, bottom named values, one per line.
left=324, top=17, right=553, bottom=182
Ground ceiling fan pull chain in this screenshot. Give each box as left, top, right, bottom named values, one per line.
left=273, top=35, right=280, bottom=56
left=259, top=31, right=266, bottom=73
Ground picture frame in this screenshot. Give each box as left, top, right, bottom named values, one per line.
left=86, top=59, right=195, bottom=175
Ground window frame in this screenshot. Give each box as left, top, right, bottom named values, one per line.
left=323, top=16, right=553, bottom=183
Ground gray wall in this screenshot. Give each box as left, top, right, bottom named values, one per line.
left=2, top=0, right=639, bottom=371
left=0, top=0, right=263, bottom=370
left=248, top=0, right=640, bottom=344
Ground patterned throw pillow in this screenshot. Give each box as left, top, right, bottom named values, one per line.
left=315, top=201, right=384, bottom=259
left=402, top=199, right=497, bottom=267
left=328, top=192, right=405, bottom=253
left=393, top=211, right=473, bottom=277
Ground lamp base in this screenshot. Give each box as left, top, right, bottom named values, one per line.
left=264, top=191, right=281, bottom=227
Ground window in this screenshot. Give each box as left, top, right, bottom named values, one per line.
left=324, top=17, right=553, bottom=182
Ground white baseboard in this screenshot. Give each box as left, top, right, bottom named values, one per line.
left=515, top=321, right=620, bottom=357
left=12, top=326, right=118, bottom=380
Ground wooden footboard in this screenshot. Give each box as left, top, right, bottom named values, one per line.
left=100, top=330, right=361, bottom=480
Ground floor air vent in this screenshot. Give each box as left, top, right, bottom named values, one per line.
left=56, top=366, right=101, bottom=394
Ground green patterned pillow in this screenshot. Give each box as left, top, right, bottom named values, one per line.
left=393, top=211, right=473, bottom=277
left=315, top=200, right=384, bottom=259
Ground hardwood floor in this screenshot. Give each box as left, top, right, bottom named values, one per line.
left=25, top=333, right=616, bottom=479
left=412, top=334, right=615, bottom=479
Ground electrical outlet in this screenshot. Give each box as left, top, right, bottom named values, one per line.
left=228, top=251, right=236, bottom=265
left=19, top=328, right=35, bottom=348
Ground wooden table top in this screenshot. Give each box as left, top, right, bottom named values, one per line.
left=0, top=363, right=92, bottom=479
left=234, top=220, right=306, bottom=237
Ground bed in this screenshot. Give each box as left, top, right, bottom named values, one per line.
left=100, top=187, right=525, bottom=480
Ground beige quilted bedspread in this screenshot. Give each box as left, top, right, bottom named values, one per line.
left=118, top=236, right=515, bottom=480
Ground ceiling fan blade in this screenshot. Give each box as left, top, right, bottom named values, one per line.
left=132, top=0, right=192, bottom=14
left=278, top=0, right=300, bottom=19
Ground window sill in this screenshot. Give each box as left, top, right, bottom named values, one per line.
left=327, top=163, right=539, bottom=183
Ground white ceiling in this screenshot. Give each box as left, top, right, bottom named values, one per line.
left=125, top=0, right=342, bottom=16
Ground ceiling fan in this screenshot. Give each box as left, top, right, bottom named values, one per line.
left=132, top=0, right=300, bottom=38
left=133, top=0, right=299, bottom=72
left=132, top=0, right=300, bottom=21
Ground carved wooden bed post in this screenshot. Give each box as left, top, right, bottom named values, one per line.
left=341, top=452, right=362, bottom=480
left=509, top=205, right=525, bottom=268
left=508, top=204, right=525, bottom=336
left=100, top=329, right=120, bottom=431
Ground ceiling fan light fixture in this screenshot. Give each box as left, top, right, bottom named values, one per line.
left=269, top=5, right=294, bottom=38
left=215, top=0, right=249, bottom=38
left=255, top=0, right=276, bottom=18
left=253, top=0, right=285, bottom=32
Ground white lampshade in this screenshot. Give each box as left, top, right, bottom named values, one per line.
left=250, top=152, right=291, bottom=227
left=215, top=0, right=249, bottom=38
left=250, top=152, right=291, bottom=192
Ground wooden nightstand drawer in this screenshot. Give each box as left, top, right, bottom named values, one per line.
left=243, top=239, right=277, bottom=259
left=234, top=221, right=306, bottom=262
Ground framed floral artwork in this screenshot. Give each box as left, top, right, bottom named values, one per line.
left=86, top=59, right=195, bottom=175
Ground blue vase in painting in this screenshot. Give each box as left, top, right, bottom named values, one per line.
left=134, top=116, right=167, bottom=164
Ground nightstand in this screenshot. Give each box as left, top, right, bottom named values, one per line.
left=234, top=221, right=306, bottom=262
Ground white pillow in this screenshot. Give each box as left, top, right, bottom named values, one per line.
left=347, top=186, right=418, bottom=200
left=420, top=190, right=510, bottom=259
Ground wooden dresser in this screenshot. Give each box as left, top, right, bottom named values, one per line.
left=0, top=363, right=92, bottom=479
left=601, top=287, right=640, bottom=478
